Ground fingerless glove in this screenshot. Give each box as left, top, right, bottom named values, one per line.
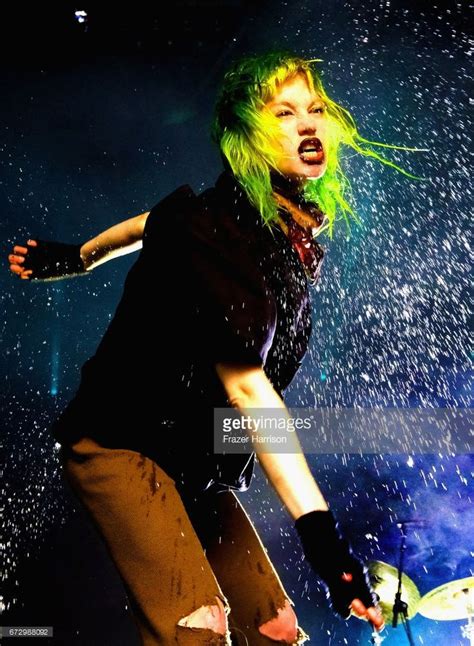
left=295, top=510, right=376, bottom=619
left=23, top=240, right=86, bottom=281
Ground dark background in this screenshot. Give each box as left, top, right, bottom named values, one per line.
left=1, top=1, right=472, bottom=644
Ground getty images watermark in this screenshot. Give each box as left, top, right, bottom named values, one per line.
left=213, top=407, right=473, bottom=454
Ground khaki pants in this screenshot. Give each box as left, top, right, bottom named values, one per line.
left=60, top=437, right=310, bottom=645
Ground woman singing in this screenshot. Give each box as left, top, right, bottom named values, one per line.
left=8, top=51, right=403, bottom=644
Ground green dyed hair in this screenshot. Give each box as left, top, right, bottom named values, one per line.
left=212, top=50, right=420, bottom=239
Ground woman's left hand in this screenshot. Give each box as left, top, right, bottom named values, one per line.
left=294, top=509, right=385, bottom=630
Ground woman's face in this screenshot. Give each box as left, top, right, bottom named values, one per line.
left=265, top=74, right=328, bottom=185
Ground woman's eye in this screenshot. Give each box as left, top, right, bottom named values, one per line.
left=310, top=106, right=326, bottom=114
left=276, top=110, right=292, bottom=117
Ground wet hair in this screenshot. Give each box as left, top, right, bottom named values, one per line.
left=212, top=50, right=418, bottom=238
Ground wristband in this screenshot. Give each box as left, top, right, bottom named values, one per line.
left=295, top=510, right=377, bottom=619
left=23, top=240, right=86, bottom=281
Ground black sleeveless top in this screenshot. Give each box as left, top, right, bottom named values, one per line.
left=53, top=171, right=324, bottom=493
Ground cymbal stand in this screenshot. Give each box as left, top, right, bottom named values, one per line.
left=393, top=522, right=415, bottom=645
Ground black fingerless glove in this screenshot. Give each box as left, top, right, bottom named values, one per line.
left=295, top=510, right=377, bottom=620
left=24, top=240, right=86, bottom=281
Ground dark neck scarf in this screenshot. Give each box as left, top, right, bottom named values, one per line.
left=275, top=196, right=326, bottom=285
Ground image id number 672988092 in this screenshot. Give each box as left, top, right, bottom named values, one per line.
left=0, top=626, right=53, bottom=638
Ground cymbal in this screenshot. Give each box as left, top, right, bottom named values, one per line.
left=367, top=560, right=421, bottom=622
left=418, top=577, right=474, bottom=621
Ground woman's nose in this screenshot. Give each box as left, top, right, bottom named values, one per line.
left=297, top=116, right=317, bottom=136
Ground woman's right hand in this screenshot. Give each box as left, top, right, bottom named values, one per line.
left=8, top=239, right=38, bottom=279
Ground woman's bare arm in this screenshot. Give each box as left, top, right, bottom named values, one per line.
left=8, top=211, right=149, bottom=278
left=215, top=362, right=329, bottom=519
left=80, top=211, right=149, bottom=270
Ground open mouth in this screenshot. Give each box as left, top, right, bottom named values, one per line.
left=298, top=137, right=324, bottom=164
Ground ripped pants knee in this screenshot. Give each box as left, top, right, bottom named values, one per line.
left=177, top=597, right=307, bottom=645
left=177, top=595, right=230, bottom=643
left=258, top=599, right=305, bottom=644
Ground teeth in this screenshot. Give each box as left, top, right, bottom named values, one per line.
left=299, top=138, right=322, bottom=154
